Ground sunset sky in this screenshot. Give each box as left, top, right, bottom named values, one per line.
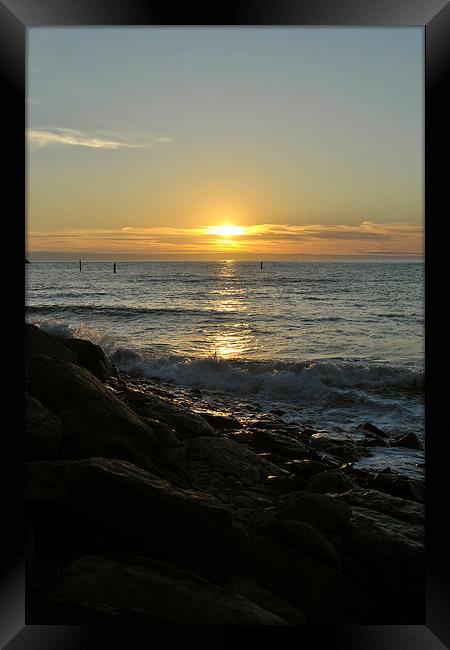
left=27, top=27, right=423, bottom=259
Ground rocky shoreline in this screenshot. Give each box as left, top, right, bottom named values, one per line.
left=25, top=323, right=425, bottom=624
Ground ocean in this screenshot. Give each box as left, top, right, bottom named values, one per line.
left=26, top=259, right=424, bottom=478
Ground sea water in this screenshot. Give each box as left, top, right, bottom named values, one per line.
left=26, top=259, right=424, bottom=478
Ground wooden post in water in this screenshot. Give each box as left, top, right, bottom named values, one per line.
left=113, top=262, right=116, bottom=273
left=79, top=260, right=81, bottom=271
left=260, top=261, right=263, bottom=270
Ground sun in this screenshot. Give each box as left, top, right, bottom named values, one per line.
left=206, top=224, right=246, bottom=237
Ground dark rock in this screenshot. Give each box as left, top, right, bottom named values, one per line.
left=340, top=488, right=424, bottom=620
left=369, top=472, right=424, bottom=503
left=270, top=409, right=285, bottom=416
left=310, top=435, right=370, bottom=462
left=123, top=390, right=216, bottom=440
left=275, top=491, right=352, bottom=533
left=201, top=413, right=242, bottom=431
left=256, top=452, right=289, bottom=466
left=172, top=437, right=282, bottom=490
left=267, top=518, right=342, bottom=569
left=190, top=388, right=203, bottom=398
left=64, top=338, right=116, bottom=381
left=28, top=355, right=124, bottom=414
left=225, top=575, right=306, bottom=624
left=59, top=405, right=182, bottom=480
left=265, top=474, right=308, bottom=494
left=391, top=432, right=423, bottom=451
left=357, top=423, right=388, bottom=438
left=36, top=554, right=287, bottom=624
left=308, top=471, right=357, bottom=495
left=250, top=429, right=310, bottom=459
left=25, top=396, right=63, bottom=461
left=282, top=459, right=329, bottom=479
left=27, top=356, right=182, bottom=481
left=25, top=324, right=75, bottom=370
left=341, top=488, right=424, bottom=526
left=26, top=458, right=246, bottom=584
left=237, top=533, right=397, bottom=624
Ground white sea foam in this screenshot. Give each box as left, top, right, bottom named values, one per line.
left=33, top=318, right=423, bottom=401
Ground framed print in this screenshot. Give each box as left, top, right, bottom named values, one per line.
left=1, top=0, right=449, bottom=647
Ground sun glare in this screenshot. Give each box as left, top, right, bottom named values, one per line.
left=206, top=224, right=247, bottom=237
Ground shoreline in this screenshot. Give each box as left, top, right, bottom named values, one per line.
left=25, top=323, right=425, bottom=624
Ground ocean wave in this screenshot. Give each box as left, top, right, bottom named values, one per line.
left=30, top=319, right=424, bottom=402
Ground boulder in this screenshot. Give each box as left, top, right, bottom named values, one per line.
left=201, top=413, right=242, bottom=431
left=25, top=396, right=63, bottom=461
left=123, top=390, right=216, bottom=440
left=282, top=459, right=330, bottom=479
left=64, top=337, right=116, bottom=381
left=267, top=518, right=342, bottom=569
left=340, top=488, right=424, bottom=527
left=172, top=437, right=282, bottom=490
left=274, top=491, right=352, bottom=533
left=28, top=355, right=124, bottom=414
left=369, top=472, right=424, bottom=504
left=310, top=435, right=369, bottom=462
left=59, top=405, right=182, bottom=480
left=357, top=423, right=388, bottom=438
left=25, top=324, right=75, bottom=370
left=340, top=489, right=424, bottom=619
left=265, top=474, right=308, bottom=494
left=308, top=471, right=357, bottom=495
left=35, top=554, right=287, bottom=624
left=249, top=429, right=311, bottom=459
left=27, top=356, right=182, bottom=481
left=225, top=575, right=306, bottom=624
left=237, top=533, right=397, bottom=624
left=391, top=432, right=423, bottom=451
left=25, top=458, right=246, bottom=584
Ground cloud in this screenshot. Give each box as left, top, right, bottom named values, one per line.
left=27, top=221, right=423, bottom=256
left=27, top=127, right=173, bottom=150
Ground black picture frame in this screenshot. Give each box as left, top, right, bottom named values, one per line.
left=2, top=0, right=449, bottom=647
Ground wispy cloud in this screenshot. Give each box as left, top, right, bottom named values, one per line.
left=27, top=221, right=423, bottom=257
left=27, top=127, right=173, bottom=150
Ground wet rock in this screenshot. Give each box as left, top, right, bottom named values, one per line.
left=202, top=413, right=242, bottom=431
left=26, top=458, right=246, bottom=584
left=25, top=324, right=75, bottom=370
left=250, top=429, right=311, bottom=459
left=310, top=435, right=369, bottom=462
left=270, top=409, right=285, bottom=416
left=172, top=437, right=282, bottom=490
left=64, top=337, right=116, bottom=381
left=282, top=459, right=329, bottom=479
left=25, top=396, right=63, bottom=461
left=265, top=474, right=308, bottom=494
left=357, top=423, right=388, bottom=438
left=340, top=488, right=424, bottom=526
left=369, top=472, right=424, bottom=504
left=308, top=471, right=357, bottom=495
left=274, top=491, right=352, bottom=533
left=267, top=518, right=342, bottom=569
left=28, top=355, right=125, bottom=414
left=391, top=432, right=423, bottom=451
left=123, top=390, right=216, bottom=440
left=36, top=554, right=286, bottom=624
